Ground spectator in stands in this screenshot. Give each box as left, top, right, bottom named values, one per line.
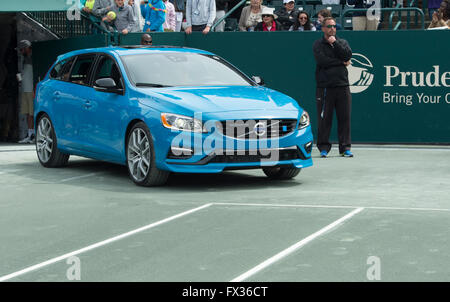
left=128, top=0, right=144, bottom=32
left=238, top=0, right=267, bottom=31
left=289, top=11, right=316, bottom=31
left=314, top=9, right=341, bottom=31
left=428, top=0, right=442, bottom=19
left=141, top=33, right=153, bottom=44
left=275, top=0, right=298, bottom=31
left=346, top=0, right=379, bottom=30
left=214, top=0, right=230, bottom=32
left=428, top=0, right=449, bottom=28
left=82, top=0, right=96, bottom=13
left=254, top=7, right=283, bottom=31
left=101, top=10, right=117, bottom=31
left=105, top=0, right=135, bottom=34
left=93, top=0, right=114, bottom=18
left=170, top=0, right=185, bottom=32
left=163, top=0, right=176, bottom=31
left=185, top=0, right=216, bottom=34
left=140, top=0, right=166, bottom=32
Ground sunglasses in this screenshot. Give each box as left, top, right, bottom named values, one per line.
left=143, top=40, right=152, bottom=44
left=326, top=24, right=337, bottom=28
left=262, top=14, right=272, bottom=18
left=299, top=16, right=307, bottom=19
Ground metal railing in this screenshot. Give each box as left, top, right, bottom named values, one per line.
left=211, top=0, right=247, bottom=32
left=26, top=10, right=114, bottom=42
left=341, top=7, right=425, bottom=30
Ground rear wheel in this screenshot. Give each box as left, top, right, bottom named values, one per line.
left=126, top=122, right=170, bottom=186
left=36, top=114, right=69, bottom=167
left=262, top=166, right=301, bottom=180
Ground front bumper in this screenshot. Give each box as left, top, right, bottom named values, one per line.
left=154, top=125, right=314, bottom=173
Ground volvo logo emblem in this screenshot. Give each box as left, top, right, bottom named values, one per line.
left=253, top=122, right=267, bottom=137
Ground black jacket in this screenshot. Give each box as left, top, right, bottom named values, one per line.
left=274, top=7, right=297, bottom=31
left=313, top=37, right=352, bottom=88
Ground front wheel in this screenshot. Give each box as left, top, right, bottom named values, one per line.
left=262, top=166, right=301, bottom=180
left=126, top=122, right=170, bottom=186
left=36, top=114, right=69, bottom=167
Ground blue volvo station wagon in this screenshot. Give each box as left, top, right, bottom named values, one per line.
left=34, top=46, right=313, bottom=186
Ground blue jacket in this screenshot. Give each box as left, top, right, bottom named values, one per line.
left=141, top=0, right=166, bottom=32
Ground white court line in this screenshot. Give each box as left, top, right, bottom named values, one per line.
left=215, top=202, right=450, bottom=213
left=230, top=207, right=364, bottom=282
left=0, top=203, right=212, bottom=282
left=59, top=172, right=103, bottom=183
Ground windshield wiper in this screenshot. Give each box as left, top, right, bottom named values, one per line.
left=135, top=83, right=171, bottom=88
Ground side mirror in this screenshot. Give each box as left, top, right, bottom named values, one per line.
left=93, top=78, right=124, bottom=94
left=252, top=76, right=265, bottom=86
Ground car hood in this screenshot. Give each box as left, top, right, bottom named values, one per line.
left=138, top=86, right=301, bottom=115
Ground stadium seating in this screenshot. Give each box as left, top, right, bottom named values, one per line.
left=314, top=4, right=342, bottom=18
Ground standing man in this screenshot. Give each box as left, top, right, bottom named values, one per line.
left=16, top=40, right=35, bottom=144
left=313, top=17, right=353, bottom=158
left=185, top=0, right=216, bottom=34
left=105, top=0, right=136, bottom=34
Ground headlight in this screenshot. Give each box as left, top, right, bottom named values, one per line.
left=298, top=111, right=310, bottom=129
left=161, top=113, right=206, bottom=132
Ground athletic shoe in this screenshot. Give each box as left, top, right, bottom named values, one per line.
left=18, top=136, right=31, bottom=143
left=29, top=134, right=35, bottom=144
left=341, top=150, right=354, bottom=157
left=320, top=150, right=328, bottom=158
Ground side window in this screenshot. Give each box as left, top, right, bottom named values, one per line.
left=49, top=57, right=75, bottom=81
left=69, top=55, right=96, bottom=85
left=93, top=56, right=123, bottom=89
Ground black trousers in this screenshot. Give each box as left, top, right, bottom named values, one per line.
left=316, top=86, right=352, bottom=154
left=191, top=24, right=207, bottom=31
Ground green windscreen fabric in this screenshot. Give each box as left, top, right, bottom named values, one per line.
left=0, top=0, right=71, bottom=12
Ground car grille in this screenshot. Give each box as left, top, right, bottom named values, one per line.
left=218, top=119, right=297, bottom=139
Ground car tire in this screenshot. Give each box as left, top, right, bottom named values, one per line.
left=35, top=114, right=70, bottom=168
left=262, top=166, right=301, bottom=180
left=126, top=122, right=170, bottom=186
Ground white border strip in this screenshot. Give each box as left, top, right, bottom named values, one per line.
left=59, top=172, right=103, bottom=183
left=215, top=202, right=450, bottom=212
left=0, top=203, right=212, bottom=282
left=230, top=207, right=364, bottom=282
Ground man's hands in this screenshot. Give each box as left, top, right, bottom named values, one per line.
left=327, top=35, right=336, bottom=44
left=343, top=60, right=351, bottom=66
left=186, top=26, right=211, bottom=35
left=122, top=29, right=129, bottom=34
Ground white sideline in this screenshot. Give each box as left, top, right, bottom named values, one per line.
left=215, top=202, right=450, bottom=212
left=0, top=203, right=212, bottom=282
left=230, top=207, right=364, bottom=282
left=59, top=172, right=103, bottom=183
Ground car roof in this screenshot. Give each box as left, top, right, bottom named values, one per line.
left=56, top=46, right=214, bottom=61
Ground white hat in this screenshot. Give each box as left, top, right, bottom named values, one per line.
left=283, top=0, right=295, bottom=3
left=261, top=7, right=278, bottom=18
left=15, top=40, right=31, bottom=50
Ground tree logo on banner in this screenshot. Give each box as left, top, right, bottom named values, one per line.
left=347, top=53, right=375, bottom=93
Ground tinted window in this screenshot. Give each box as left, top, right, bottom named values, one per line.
left=69, top=55, right=96, bottom=85
left=49, top=57, right=75, bottom=81
left=121, top=53, right=252, bottom=87
left=93, top=56, right=123, bottom=89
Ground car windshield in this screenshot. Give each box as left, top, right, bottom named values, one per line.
left=121, top=52, right=253, bottom=87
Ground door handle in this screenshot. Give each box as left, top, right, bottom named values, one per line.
left=84, top=100, right=92, bottom=108
left=53, top=92, right=60, bottom=100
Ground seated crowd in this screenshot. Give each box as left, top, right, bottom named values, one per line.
left=79, top=0, right=450, bottom=34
